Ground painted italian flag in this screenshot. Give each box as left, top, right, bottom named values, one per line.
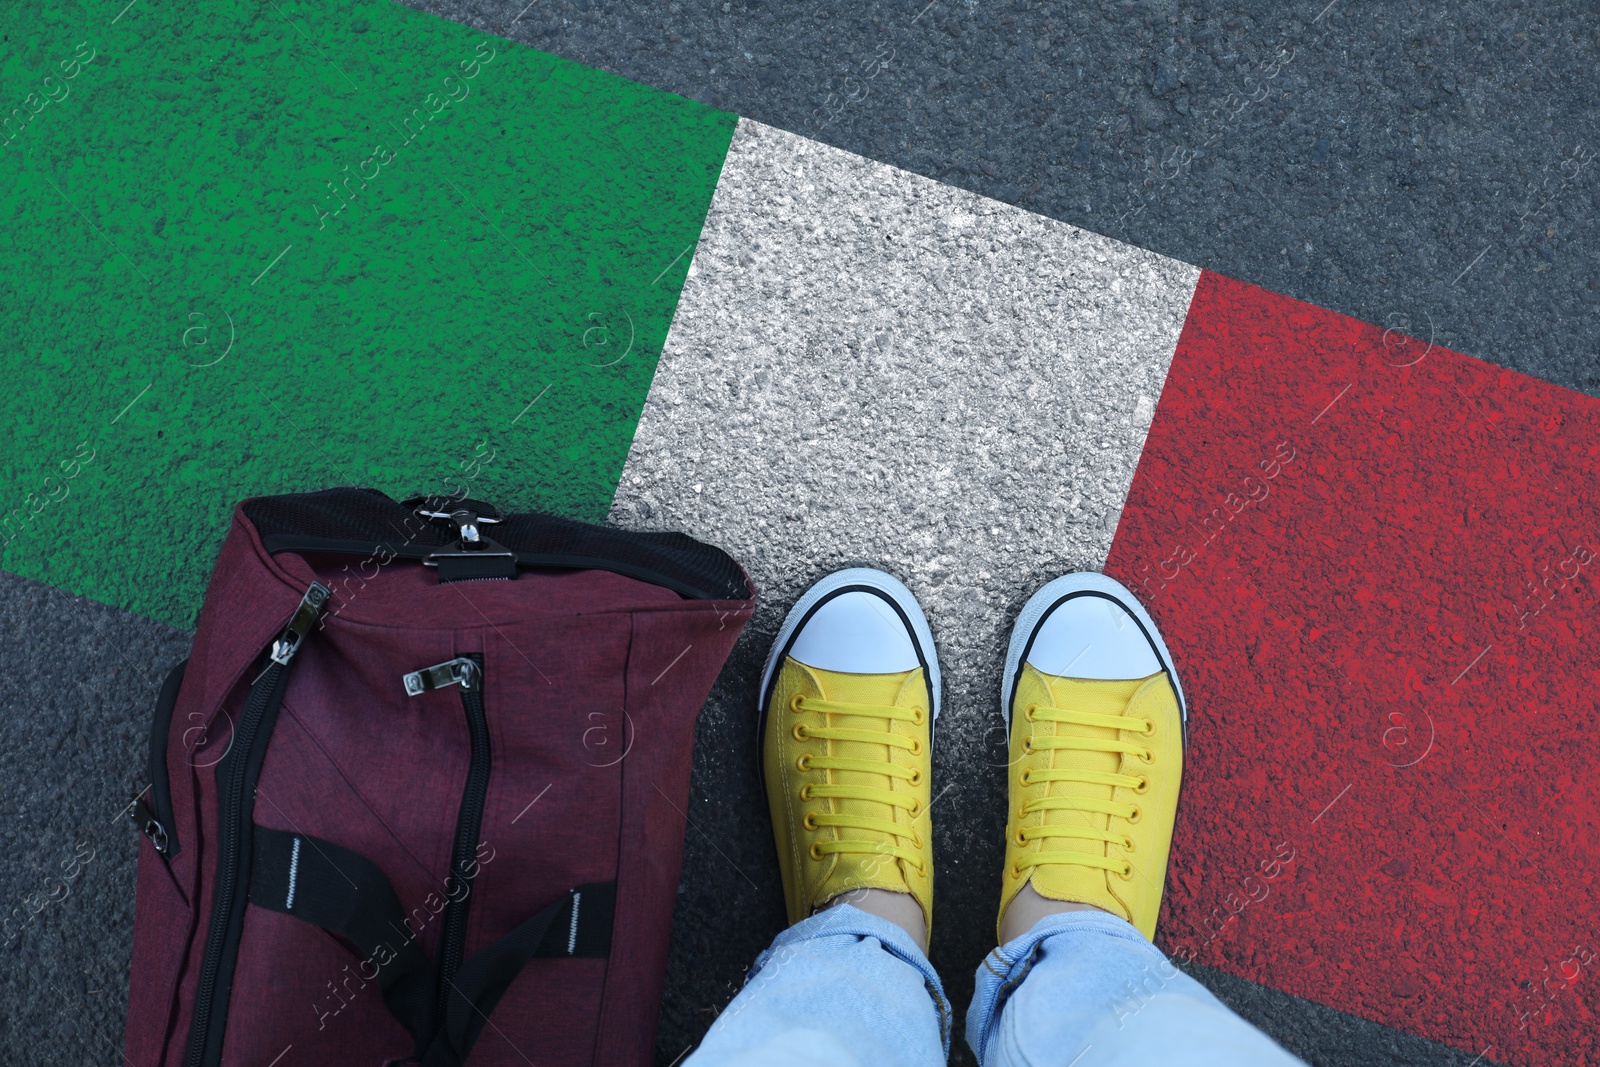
left=1, top=0, right=1594, bottom=1062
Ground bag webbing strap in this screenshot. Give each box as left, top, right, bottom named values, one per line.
left=422, top=881, right=616, bottom=1067
left=250, top=825, right=615, bottom=1065
left=248, top=827, right=437, bottom=1054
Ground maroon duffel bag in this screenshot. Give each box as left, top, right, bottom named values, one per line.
left=124, top=487, right=754, bottom=1066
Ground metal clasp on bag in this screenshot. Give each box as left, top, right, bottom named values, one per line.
left=419, top=509, right=516, bottom=579
left=403, top=656, right=480, bottom=696
left=412, top=506, right=502, bottom=529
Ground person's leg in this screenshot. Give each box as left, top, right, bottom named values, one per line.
left=687, top=901, right=948, bottom=1067
left=687, top=569, right=949, bottom=1067
left=968, top=908, right=1300, bottom=1065
left=968, top=572, right=1302, bottom=1066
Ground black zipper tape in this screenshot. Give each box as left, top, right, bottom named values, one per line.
left=184, top=583, right=329, bottom=1067
left=130, top=659, right=188, bottom=858
left=435, top=653, right=490, bottom=1021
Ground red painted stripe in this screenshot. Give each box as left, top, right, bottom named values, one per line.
left=1107, top=270, right=1600, bottom=1066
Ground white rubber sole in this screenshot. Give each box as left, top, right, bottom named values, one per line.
left=999, top=571, right=1187, bottom=738
left=758, top=567, right=943, bottom=726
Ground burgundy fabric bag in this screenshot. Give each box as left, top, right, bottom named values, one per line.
left=124, top=488, right=754, bottom=1066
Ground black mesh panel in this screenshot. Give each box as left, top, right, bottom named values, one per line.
left=242, top=488, right=750, bottom=601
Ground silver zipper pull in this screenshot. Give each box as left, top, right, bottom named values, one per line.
left=403, top=656, right=479, bottom=697
left=270, top=582, right=332, bottom=666
left=129, top=793, right=170, bottom=856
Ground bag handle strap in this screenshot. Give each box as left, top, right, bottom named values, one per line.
left=249, top=826, right=615, bottom=1064
left=249, top=827, right=438, bottom=1054
left=422, top=882, right=615, bottom=1066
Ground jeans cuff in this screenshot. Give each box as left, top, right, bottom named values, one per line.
left=967, top=910, right=1170, bottom=1061
left=998, top=910, right=1166, bottom=969
left=753, top=903, right=952, bottom=1055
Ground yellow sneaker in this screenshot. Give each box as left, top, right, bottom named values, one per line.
left=759, top=568, right=940, bottom=934
left=997, top=572, right=1187, bottom=942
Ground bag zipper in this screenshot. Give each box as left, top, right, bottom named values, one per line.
left=130, top=660, right=189, bottom=857
left=409, top=653, right=492, bottom=1020
left=184, top=583, right=329, bottom=1067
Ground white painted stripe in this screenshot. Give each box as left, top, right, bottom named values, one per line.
left=567, top=892, right=582, bottom=955
left=612, top=118, right=1199, bottom=742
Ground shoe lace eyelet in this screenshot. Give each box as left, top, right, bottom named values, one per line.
left=803, top=812, right=818, bottom=830
left=909, top=769, right=924, bottom=786
left=1133, top=775, right=1150, bottom=794
left=790, top=694, right=806, bottom=713
left=1127, top=805, right=1143, bottom=825
left=792, top=723, right=810, bottom=742
left=1140, top=718, right=1155, bottom=737
left=1116, top=862, right=1134, bottom=880
left=1022, top=737, right=1036, bottom=756
left=1024, top=704, right=1037, bottom=723
left=917, top=863, right=928, bottom=877
left=1122, top=835, right=1135, bottom=852
left=796, top=754, right=813, bottom=772
left=909, top=738, right=923, bottom=756
left=908, top=800, right=922, bottom=818
left=799, top=784, right=813, bottom=801
left=1137, top=748, right=1154, bottom=764
left=912, top=833, right=923, bottom=849
left=1011, top=864, right=1024, bottom=878
left=1013, top=829, right=1027, bottom=847
left=809, top=843, right=824, bottom=861
left=912, top=706, right=925, bottom=725
left=1019, top=769, right=1034, bottom=786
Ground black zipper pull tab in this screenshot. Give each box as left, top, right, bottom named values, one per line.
left=269, top=582, right=332, bottom=666
left=402, top=656, right=480, bottom=697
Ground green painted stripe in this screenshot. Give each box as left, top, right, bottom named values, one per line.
left=0, top=0, right=734, bottom=627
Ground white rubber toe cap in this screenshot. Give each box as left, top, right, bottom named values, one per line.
left=1026, top=595, right=1161, bottom=680
left=1002, top=571, right=1187, bottom=730
left=788, top=590, right=921, bottom=674
left=759, top=568, right=942, bottom=727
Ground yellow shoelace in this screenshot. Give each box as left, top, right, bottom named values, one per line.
left=1015, top=702, right=1152, bottom=878
left=792, top=694, right=927, bottom=875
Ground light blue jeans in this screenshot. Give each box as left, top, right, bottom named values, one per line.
left=685, top=904, right=1304, bottom=1067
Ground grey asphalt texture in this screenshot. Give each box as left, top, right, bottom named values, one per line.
left=5, top=0, right=1592, bottom=1063
left=0, top=577, right=191, bottom=1062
